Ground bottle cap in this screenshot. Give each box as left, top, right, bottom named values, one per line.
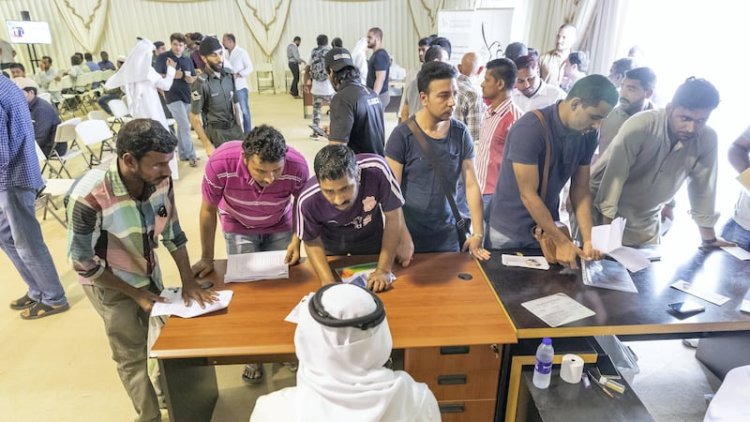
left=542, top=337, right=552, bottom=345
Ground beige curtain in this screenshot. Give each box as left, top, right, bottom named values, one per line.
left=580, top=0, right=626, bottom=74
left=52, top=0, right=110, bottom=52
left=526, top=0, right=599, bottom=54
left=235, top=0, right=292, bottom=60
left=408, top=0, right=446, bottom=39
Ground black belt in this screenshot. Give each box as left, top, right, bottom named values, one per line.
left=208, top=120, right=233, bottom=130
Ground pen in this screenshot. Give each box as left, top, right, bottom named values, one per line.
left=581, top=372, right=591, bottom=389
left=588, top=370, right=614, bottom=398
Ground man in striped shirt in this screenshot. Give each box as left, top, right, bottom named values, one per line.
left=476, top=58, right=523, bottom=214
left=297, top=145, right=404, bottom=292
left=67, top=119, right=216, bottom=421
left=193, top=125, right=309, bottom=278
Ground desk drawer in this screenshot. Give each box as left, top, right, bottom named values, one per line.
left=405, top=344, right=501, bottom=400
left=439, top=399, right=496, bottom=422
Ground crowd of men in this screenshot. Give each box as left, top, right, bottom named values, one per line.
left=2, top=21, right=746, bottom=422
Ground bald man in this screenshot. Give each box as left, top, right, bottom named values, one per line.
left=454, top=52, right=484, bottom=141
left=539, top=24, right=577, bottom=87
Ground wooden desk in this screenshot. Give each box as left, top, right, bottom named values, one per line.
left=152, top=252, right=515, bottom=422
left=481, top=246, right=750, bottom=421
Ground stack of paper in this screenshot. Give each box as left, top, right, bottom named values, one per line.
left=151, top=288, right=234, bottom=318
left=225, top=250, right=289, bottom=283
left=592, top=218, right=650, bottom=272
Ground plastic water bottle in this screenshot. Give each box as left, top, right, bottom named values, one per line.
left=533, top=337, right=554, bottom=389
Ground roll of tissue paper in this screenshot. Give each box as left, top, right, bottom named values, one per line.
left=560, top=354, right=584, bottom=384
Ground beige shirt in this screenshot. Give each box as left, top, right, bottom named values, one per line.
left=732, top=126, right=750, bottom=230
left=591, top=108, right=719, bottom=245
left=598, top=102, right=655, bottom=155
left=539, top=50, right=565, bottom=87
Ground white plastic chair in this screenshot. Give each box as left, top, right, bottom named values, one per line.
left=101, top=69, right=115, bottom=82
left=256, top=63, right=275, bottom=94
left=39, top=92, right=52, bottom=103
left=106, top=99, right=132, bottom=134
left=44, top=118, right=85, bottom=177
left=75, top=120, right=115, bottom=167
left=39, top=177, right=76, bottom=226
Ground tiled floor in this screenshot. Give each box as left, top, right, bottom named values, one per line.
left=0, top=93, right=720, bottom=422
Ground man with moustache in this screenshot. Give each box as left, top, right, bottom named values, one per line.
left=366, top=27, right=391, bottom=108
left=512, top=54, right=566, bottom=113
left=475, top=58, right=523, bottom=213
left=190, top=36, right=244, bottom=156
left=297, top=145, right=405, bottom=292
left=597, top=67, right=657, bottom=155
left=385, top=61, right=489, bottom=262
left=67, top=119, right=216, bottom=422
left=591, top=77, right=727, bottom=247
left=539, top=24, right=577, bottom=87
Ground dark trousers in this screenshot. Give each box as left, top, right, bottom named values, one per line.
left=288, top=62, right=300, bottom=96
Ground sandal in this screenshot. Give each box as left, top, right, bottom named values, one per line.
left=10, top=294, right=38, bottom=310
left=242, top=363, right=264, bottom=385
left=20, top=302, right=70, bottom=320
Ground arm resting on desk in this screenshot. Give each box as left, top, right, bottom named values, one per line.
left=367, top=207, right=404, bottom=292
left=386, top=157, right=414, bottom=266
left=193, top=200, right=218, bottom=277
left=304, top=237, right=337, bottom=285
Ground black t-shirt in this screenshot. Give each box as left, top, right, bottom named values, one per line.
left=154, top=51, right=196, bottom=104
left=328, top=80, right=385, bottom=155
left=367, top=49, right=390, bottom=94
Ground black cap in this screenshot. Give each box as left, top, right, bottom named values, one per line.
left=200, top=37, right=222, bottom=56
left=325, top=47, right=355, bottom=72
left=504, top=42, right=528, bottom=61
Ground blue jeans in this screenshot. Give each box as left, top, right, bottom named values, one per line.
left=487, top=226, right=539, bottom=250
left=236, top=88, right=251, bottom=134
left=166, top=101, right=196, bottom=161
left=721, top=218, right=750, bottom=250
left=224, top=230, right=293, bottom=255
left=0, top=187, right=67, bottom=306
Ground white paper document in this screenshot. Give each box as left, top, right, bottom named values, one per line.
left=284, top=292, right=316, bottom=324
left=591, top=218, right=650, bottom=272
left=521, top=293, right=596, bottom=327
left=225, top=250, right=289, bottom=283
left=721, top=246, right=750, bottom=261
left=151, top=288, right=234, bottom=318
left=501, top=254, right=550, bottom=270
left=670, top=280, right=730, bottom=306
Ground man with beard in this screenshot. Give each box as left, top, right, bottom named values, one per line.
left=297, top=145, right=405, bottom=292
left=190, top=36, right=244, bottom=156
left=591, top=77, right=727, bottom=247
left=67, top=119, right=216, bottom=422
left=366, top=27, right=391, bottom=108
left=398, top=36, right=433, bottom=120
left=597, top=67, right=657, bottom=155
left=512, top=54, right=566, bottom=113
left=539, top=24, right=577, bottom=87
left=385, top=61, right=489, bottom=261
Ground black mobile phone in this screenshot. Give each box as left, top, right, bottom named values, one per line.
left=668, top=300, right=706, bottom=315
left=308, top=124, right=329, bottom=139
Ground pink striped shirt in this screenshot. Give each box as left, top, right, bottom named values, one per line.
left=475, top=97, right=523, bottom=194
left=202, top=141, right=309, bottom=235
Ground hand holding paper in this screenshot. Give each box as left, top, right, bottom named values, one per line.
left=151, top=288, right=234, bottom=318
left=591, top=218, right=650, bottom=272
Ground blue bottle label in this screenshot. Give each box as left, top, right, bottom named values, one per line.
left=535, top=359, right=552, bottom=374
